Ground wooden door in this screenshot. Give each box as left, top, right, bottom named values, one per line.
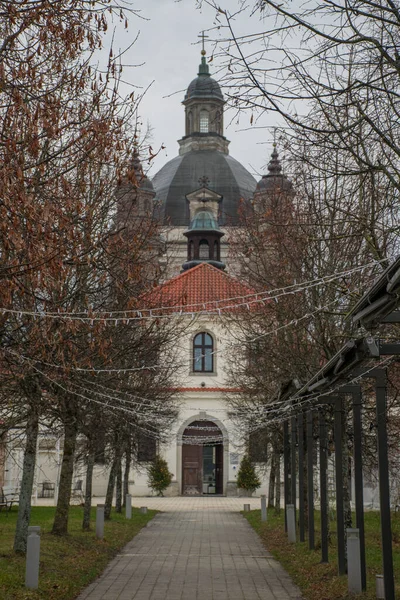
left=182, top=444, right=202, bottom=495
left=215, top=444, right=223, bottom=494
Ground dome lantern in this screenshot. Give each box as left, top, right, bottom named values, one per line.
left=182, top=209, right=225, bottom=272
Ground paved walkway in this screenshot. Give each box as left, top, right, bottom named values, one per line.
left=77, top=497, right=302, bottom=600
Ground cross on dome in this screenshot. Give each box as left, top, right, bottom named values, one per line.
left=198, top=30, right=209, bottom=56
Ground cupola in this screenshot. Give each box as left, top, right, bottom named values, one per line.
left=255, top=145, right=293, bottom=194
left=179, top=35, right=228, bottom=156
left=182, top=209, right=225, bottom=271
left=253, top=144, right=294, bottom=214
left=115, top=149, right=155, bottom=226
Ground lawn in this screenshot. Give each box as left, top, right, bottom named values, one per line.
left=244, top=508, right=400, bottom=600
left=0, top=505, right=156, bottom=600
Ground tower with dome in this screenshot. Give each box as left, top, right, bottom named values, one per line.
left=151, top=44, right=259, bottom=278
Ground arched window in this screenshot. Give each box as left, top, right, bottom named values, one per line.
left=213, top=240, right=219, bottom=261
left=188, top=111, right=193, bottom=134
left=188, top=240, right=194, bottom=260
left=193, top=332, right=214, bottom=372
left=199, top=110, right=209, bottom=133
left=199, top=239, right=209, bottom=259
left=215, top=110, right=221, bottom=134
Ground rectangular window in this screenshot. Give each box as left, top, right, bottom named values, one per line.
left=200, top=111, right=209, bottom=133
left=137, top=433, right=157, bottom=462
left=249, top=428, right=269, bottom=463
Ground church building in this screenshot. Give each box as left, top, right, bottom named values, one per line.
left=1, top=45, right=291, bottom=501
left=125, top=46, right=291, bottom=497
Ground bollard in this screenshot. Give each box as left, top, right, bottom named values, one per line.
left=287, top=504, right=296, bottom=543
left=140, top=506, right=148, bottom=514
left=261, top=495, right=267, bottom=522
left=125, top=494, right=132, bottom=519
left=96, top=504, right=105, bottom=539
left=376, top=575, right=385, bottom=599
left=243, top=504, right=250, bottom=512
left=25, top=526, right=40, bottom=589
left=347, top=529, right=362, bottom=594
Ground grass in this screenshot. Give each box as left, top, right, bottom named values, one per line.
left=244, top=508, right=400, bottom=600
left=0, top=505, right=156, bottom=600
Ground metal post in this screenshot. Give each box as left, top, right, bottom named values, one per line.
left=375, top=370, right=395, bottom=600
left=334, top=396, right=346, bottom=576
left=298, top=412, right=305, bottom=542
left=125, top=494, right=132, bottom=519
left=351, top=387, right=367, bottom=590
left=290, top=415, right=297, bottom=528
left=376, top=575, right=385, bottom=599
left=287, top=504, right=296, bottom=543
left=25, top=526, right=40, bottom=589
left=283, top=420, right=290, bottom=532
left=347, top=528, right=362, bottom=594
left=319, top=410, right=329, bottom=563
left=96, top=504, right=105, bottom=539
left=261, top=494, right=267, bottom=522
left=307, top=410, right=315, bottom=550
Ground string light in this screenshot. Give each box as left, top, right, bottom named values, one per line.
left=4, top=298, right=340, bottom=376
left=0, top=260, right=383, bottom=323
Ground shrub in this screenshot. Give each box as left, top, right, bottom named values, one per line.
left=237, top=454, right=261, bottom=495
left=147, top=455, right=173, bottom=496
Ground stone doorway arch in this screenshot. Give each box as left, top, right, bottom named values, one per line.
left=177, top=413, right=229, bottom=496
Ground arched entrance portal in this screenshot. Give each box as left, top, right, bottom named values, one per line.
left=181, top=421, right=223, bottom=496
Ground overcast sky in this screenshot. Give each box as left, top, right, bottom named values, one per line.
left=112, top=0, right=279, bottom=180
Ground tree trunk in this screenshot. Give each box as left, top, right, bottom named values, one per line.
left=52, top=409, right=78, bottom=536
left=268, top=451, right=276, bottom=508
left=122, top=442, right=131, bottom=508
left=14, top=404, right=39, bottom=553
left=104, top=454, right=118, bottom=520
left=115, top=456, right=122, bottom=513
left=275, top=448, right=281, bottom=514
left=82, top=449, right=95, bottom=531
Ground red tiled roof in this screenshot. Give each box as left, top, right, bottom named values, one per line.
left=142, top=263, right=257, bottom=313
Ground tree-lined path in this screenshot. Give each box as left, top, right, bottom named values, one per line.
left=77, top=498, right=302, bottom=600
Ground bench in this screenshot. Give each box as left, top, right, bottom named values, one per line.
left=0, top=486, right=19, bottom=513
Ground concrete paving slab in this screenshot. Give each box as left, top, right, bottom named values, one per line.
left=76, top=497, right=302, bottom=600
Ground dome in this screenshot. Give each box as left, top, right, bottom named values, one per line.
left=185, top=75, right=223, bottom=101
left=184, top=56, right=224, bottom=102
left=138, top=176, right=155, bottom=193
left=152, top=150, right=257, bottom=226
left=256, top=174, right=293, bottom=193
left=190, top=210, right=220, bottom=231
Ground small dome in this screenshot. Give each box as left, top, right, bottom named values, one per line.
left=184, top=57, right=224, bottom=101
left=256, top=146, right=292, bottom=193
left=132, top=152, right=155, bottom=193
left=190, top=210, right=220, bottom=231
left=185, top=76, right=223, bottom=101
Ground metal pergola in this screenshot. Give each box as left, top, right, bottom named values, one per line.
left=272, top=257, right=400, bottom=600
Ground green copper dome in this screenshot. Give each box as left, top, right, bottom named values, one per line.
left=189, top=210, right=220, bottom=231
